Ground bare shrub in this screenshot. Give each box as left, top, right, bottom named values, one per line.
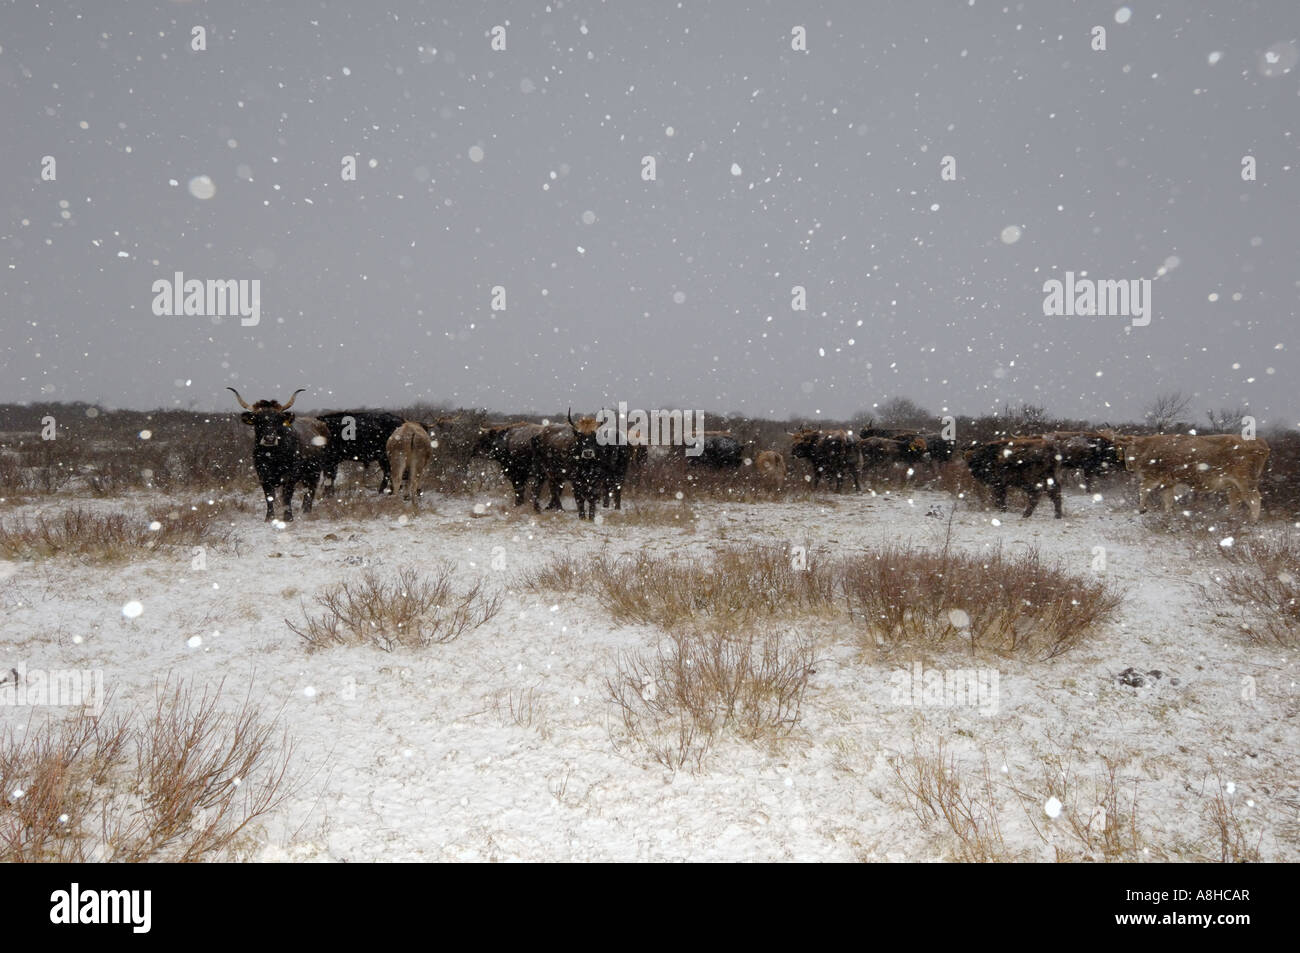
left=288, top=564, right=502, bottom=651
left=519, top=543, right=835, bottom=632
left=840, top=543, right=1122, bottom=658
left=523, top=541, right=1117, bottom=659
left=1010, top=750, right=1146, bottom=862
left=606, top=627, right=817, bottom=772
left=0, top=504, right=237, bottom=562
left=0, top=680, right=296, bottom=862
left=888, top=737, right=1014, bottom=861
left=1201, top=535, right=1300, bottom=646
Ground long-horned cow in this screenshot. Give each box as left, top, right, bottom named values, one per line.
left=228, top=387, right=329, bottom=521
left=386, top=421, right=434, bottom=509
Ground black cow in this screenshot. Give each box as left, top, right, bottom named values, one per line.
left=1041, top=431, right=1117, bottom=494
left=228, top=387, right=329, bottom=521
left=964, top=438, right=1063, bottom=518
left=318, top=410, right=405, bottom=496
left=687, top=433, right=744, bottom=469
left=472, top=422, right=546, bottom=507
left=600, top=444, right=635, bottom=510
left=790, top=429, right=861, bottom=492
left=530, top=413, right=605, bottom=519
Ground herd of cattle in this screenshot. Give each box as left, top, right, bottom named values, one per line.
left=226, top=388, right=1273, bottom=524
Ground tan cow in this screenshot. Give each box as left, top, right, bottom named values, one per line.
left=755, top=449, right=786, bottom=488
left=386, top=421, right=434, bottom=509
left=1109, top=432, right=1270, bottom=521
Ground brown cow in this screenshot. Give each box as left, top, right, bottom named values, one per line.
left=1107, top=432, right=1271, bottom=521
left=755, top=449, right=786, bottom=489
left=386, top=421, right=434, bottom=509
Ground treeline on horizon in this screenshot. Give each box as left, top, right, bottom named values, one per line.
left=0, top=392, right=1288, bottom=442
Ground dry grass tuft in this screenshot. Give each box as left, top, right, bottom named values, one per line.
left=522, top=541, right=1118, bottom=659
left=606, top=627, right=818, bottom=772
left=889, top=737, right=1014, bottom=861
left=0, top=679, right=296, bottom=862
left=1202, top=773, right=1263, bottom=863
left=287, top=564, right=502, bottom=651
left=1201, top=534, right=1300, bottom=646
left=841, top=543, right=1122, bottom=658
left=0, top=503, right=238, bottom=562
left=519, top=543, right=835, bottom=632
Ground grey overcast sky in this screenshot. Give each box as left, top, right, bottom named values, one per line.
left=1, top=0, right=1297, bottom=424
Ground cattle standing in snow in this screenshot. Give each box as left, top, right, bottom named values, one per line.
left=472, top=421, right=546, bottom=508
left=318, top=410, right=405, bottom=496
left=790, top=429, right=861, bottom=492
left=1039, top=431, right=1117, bottom=494
left=386, top=421, right=434, bottom=510
left=229, top=387, right=329, bottom=522
left=1106, top=432, right=1271, bottom=521
left=964, top=437, right=1063, bottom=519
left=755, top=449, right=786, bottom=489
left=689, top=433, right=744, bottom=470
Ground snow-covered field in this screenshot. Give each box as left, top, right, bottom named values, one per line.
left=2, top=484, right=1297, bottom=862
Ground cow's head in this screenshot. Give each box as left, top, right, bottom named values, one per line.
left=788, top=429, right=819, bottom=460
left=230, top=386, right=303, bottom=448
left=568, top=409, right=600, bottom=460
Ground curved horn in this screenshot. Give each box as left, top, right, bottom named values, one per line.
left=227, top=386, right=251, bottom=409
left=568, top=407, right=575, bottom=427
left=281, top=388, right=306, bottom=410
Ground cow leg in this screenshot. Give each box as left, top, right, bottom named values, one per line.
left=851, top=465, right=861, bottom=493
left=377, top=458, right=393, bottom=495
left=1160, top=486, right=1176, bottom=513
left=1247, top=488, right=1262, bottom=522
left=614, top=482, right=622, bottom=509
left=1049, top=484, right=1063, bottom=518
left=1137, top=482, right=1150, bottom=514
left=263, top=486, right=276, bottom=521
left=1022, top=490, right=1040, bottom=518
left=546, top=480, right=563, bottom=510
left=323, top=463, right=337, bottom=498
left=281, top=481, right=295, bottom=521
left=302, top=473, right=318, bottom=513
left=993, top=484, right=1009, bottom=511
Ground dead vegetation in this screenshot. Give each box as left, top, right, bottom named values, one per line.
left=1201, top=534, right=1300, bottom=646
left=606, top=628, right=818, bottom=772
left=0, top=679, right=296, bottom=862
left=0, top=502, right=240, bottom=562
left=840, top=543, right=1123, bottom=658
left=287, top=564, right=502, bottom=651
left=889, top=737, right=1013, bottom=861
left=889, top=736, right=1268, bottom=862
left=521, top=541, right=1120, bottom=659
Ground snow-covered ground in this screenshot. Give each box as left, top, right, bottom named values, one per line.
left=2, top=484, right=1296, bottom=862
